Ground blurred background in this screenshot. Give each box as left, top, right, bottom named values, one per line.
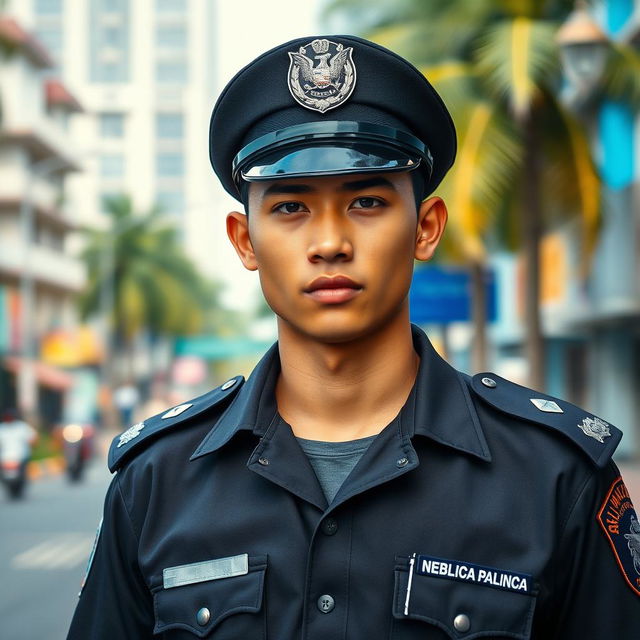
left=1, top=0, right=640, bottom=637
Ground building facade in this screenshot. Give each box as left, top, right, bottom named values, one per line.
left=20, top=0, right=220, bottom=279
left=0, top=14, right=85, bottom=426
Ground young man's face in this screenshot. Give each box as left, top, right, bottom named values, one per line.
left=227, top=171, right=447, bottom=344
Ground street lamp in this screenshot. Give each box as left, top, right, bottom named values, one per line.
left=557, top=1, right=610, bottom=95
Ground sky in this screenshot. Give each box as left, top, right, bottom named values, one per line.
left=208, top=0, right=325, bottom=312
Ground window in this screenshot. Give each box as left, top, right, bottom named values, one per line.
left=156, top=190, right=184, bottom=215
left=35, top=0, right=63, bottom=14
left=156, top=113, right=184, bottom=139
left=89, top=0, right=130, bottom=83
left=156, top=0, right=187, bottom=12
left=156, top=61, right=187, bottom=84
left=103, top=26, right=123, bottom=46
left=156, top=24, right=187, bottom=48
left=156, top=153, right=184, bottom=177
left=35, top=27, right=63, bottom=64
left=100, top=113, right=125, bottom=137
left=100, top=154, right=125, bottom=178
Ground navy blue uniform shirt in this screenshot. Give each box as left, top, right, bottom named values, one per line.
left=67, top=326, right=640, bottom=638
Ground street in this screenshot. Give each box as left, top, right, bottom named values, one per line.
left=0, top=458, right=112, bottom=640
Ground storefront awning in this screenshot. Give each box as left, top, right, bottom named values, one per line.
left=3, top=356, right=73, bottom=391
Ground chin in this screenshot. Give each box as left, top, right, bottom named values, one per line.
left=278, top=305, right=406, bottom=346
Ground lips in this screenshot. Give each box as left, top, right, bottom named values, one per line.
left=304, top=275, right=363, bottom=304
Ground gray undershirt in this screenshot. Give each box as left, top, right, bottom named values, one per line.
left=297, top=434, right=377, bottom=504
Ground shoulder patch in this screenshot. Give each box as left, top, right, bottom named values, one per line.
left=108, top=376, right=244, bottom=472
left=470, top=373, right=622, bottom=467
left=598, top=477, right=640, bottom=597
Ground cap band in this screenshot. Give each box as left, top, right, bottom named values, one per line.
left=232, top=121, right=433, bottom=186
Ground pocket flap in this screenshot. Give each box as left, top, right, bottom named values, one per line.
left=393, top=557, right=536, bottom=639
left=154, top=555, right=267, bottom=638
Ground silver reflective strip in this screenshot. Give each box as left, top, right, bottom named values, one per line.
left=163, top=553, right=248, bottom=589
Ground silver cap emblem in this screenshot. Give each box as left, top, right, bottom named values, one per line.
left=117, top=422, right=145, bottom=448
left=287, top=38, right=356, bottom=113
left=530, top=398, right=563, bottom=413
left=577, top=416, right=611, bottom=443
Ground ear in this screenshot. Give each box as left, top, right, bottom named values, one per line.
left=414, top=196, right=448, bottom=262
left=226, top=211, right=258, bottom=271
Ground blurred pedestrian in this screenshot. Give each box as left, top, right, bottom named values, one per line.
left=112, top=381, right=139, bottom=427
left=68, top=35, right=640, bottom=639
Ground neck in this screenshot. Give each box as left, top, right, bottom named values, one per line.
left=275, top=310, right=419, bottom=441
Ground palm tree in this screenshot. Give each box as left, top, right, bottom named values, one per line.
left=79, top=194, right=215, bottom=379
left=325, top=0, right=640, bottom=389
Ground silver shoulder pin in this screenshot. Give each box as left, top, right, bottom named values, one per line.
left=161, top=403, right=193, bottom=419
left=530, top=398, right=563, bottom=414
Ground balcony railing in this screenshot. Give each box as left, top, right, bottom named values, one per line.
left=0, top=241, right=86, bottom=292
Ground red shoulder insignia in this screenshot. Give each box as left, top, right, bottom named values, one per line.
left=598, top=476, right=640, bottom=597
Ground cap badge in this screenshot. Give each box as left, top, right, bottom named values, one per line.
left=577, top=415, right=611, bottom=443
left=288, top=38, right=356, bottom=113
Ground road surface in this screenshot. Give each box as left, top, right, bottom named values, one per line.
left=0, top=459, right=112, bottom=640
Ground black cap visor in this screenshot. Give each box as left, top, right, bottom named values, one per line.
left=233, top=121, right=432, bottom=185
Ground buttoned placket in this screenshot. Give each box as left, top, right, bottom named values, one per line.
left=247, top=410, right=419, bottom=640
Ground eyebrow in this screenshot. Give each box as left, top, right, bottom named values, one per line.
left=261, top=176, right=398, bottom=197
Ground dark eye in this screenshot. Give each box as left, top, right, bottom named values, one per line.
left=352, top=197, right=384, bottom=209
left=274, top=201, right=306, bottom=214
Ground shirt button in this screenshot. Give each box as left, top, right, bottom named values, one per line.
left=321, top=518, right=338, bottom=536
left=453, top=613, right=470, bottom=632
left=396, top=457, right=409, bottom=467
left=196, top=607, right=211, bottom=626
left=481, top=377, right=497, bottom=388
left=258, top=457, right=269, bottom=466
left=317, top=594, right=335, bottom=613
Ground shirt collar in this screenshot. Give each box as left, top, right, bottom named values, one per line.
left=191, top=325, right=490, bottom=462
left=407, top=326, right=490, bottom=461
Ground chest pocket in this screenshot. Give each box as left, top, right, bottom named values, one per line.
left=153, top=554, right=267, bottom=638
left=391, top=557, right=536, bottom=640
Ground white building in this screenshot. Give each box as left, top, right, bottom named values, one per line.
left=15, top=0, right=220, bottom=281
left=0, top=14, right=85, bottom=422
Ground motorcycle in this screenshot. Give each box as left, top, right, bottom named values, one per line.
left=0, top=452, right=29, bottom=499
left=0, top=410, right=36, bottom=500
left=61, top=423, right=95, bottom=482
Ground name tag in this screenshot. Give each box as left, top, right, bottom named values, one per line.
left=163, top=554, right=248, bottom=589
left=416, top=555, right=532, bottom=595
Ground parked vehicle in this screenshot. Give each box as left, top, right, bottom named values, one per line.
left=0, top=409, right=37, bottom=500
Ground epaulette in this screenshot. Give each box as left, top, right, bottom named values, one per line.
left=470, top=373, right=622, bottom=468
left=108, top=376, right=244, bottom=472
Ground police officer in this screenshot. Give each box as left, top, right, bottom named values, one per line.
left=67, top=35, right=640, bottom=639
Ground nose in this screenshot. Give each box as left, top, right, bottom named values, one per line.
left=306, top=213, right=353, bottom=263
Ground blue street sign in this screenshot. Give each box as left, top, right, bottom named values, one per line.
left=409, top=265, right=497, bottom=325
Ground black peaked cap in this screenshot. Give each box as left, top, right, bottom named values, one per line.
left=209, top=34, right=457, bottom=200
